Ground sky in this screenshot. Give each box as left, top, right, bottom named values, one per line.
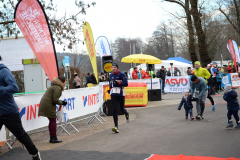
left=55, top=0, right=176, bottom=52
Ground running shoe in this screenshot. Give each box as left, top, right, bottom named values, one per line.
left=191, top=117, right=194, bottom=121
left=126, top=114, right=130, bottom=123
left=212, top=104, right=216, bottom=111
left=112, top=126, right=119, bottom=133
left=235, top=123, right=240, bottom=129
left=186, top=116, right=188, bottom=119
left=32, top=151, right=41, bottom=160
left=226, top=122, right=233, bottom=128
left=196, top=115, right=201, bottom=120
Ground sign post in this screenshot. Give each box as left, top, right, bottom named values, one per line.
left=64, top=56, right=70, bottom=90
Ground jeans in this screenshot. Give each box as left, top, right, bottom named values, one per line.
left=195, top=90, right=208, bottom=116
left=160, top=79, right=165, bottom=93
left=185, top=108, right=193, bottom=117
left=111, top=95, right=128, bottom=127
left=227, top=110, right=239, bottom=123
left=48, top=118, right=57, bottom=137
left=0, top=113, right=38, bottom=155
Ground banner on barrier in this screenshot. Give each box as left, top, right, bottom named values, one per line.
left=129, top=79, right=160, bottom=90
left=230, top=73, right=240, bottom=88
left=0, top=125, right=6, bottom=146
left=164, top=76, right=190, bottom=93
left=221, top=74, right=231, bottom=88
left=14, top=86, right=100, bottom=132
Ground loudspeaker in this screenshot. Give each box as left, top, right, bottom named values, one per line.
left=146, top=63, right=155, bottom=71
left=148, top=89, right=162, bottom=101
left=102, top=56, right=113, bottom=73
left=106, top=99, right=124, bottom=116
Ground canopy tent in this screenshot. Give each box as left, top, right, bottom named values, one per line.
left=129, top=60, right=192, bottom=77
left=167, top=57, right=192, bottom=64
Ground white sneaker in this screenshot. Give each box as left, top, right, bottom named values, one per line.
left=112, top=126, right=119, bottom=133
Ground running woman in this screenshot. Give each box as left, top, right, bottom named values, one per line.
left=109, top=63, right=130, bottom=133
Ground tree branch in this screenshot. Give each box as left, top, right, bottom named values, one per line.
left=164, top=0, right=185, bottom=9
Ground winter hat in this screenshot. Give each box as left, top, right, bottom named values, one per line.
left=207, top=64, right=211, bottom=67
left=191, top=75, right=198, bottom=81
left=221, top=69, right=224, bottom=72
left=195, top=61, right=200, bottom=65
left=224, top=84, right=232, bottom=92
left=112, top=63, right=119, bottom=68
left=168, top=68, right=171, bottom=70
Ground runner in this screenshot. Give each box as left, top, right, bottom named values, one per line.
left=190, top=75, right=208, bottom=120
left=109, top=63, right=130, bottom=133
left=194, top=61, right=216, bottom=111
left=0, top=55, right=41, bottom=160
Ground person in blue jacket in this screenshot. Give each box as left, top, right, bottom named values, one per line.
left=190, top=75, right=208, bottom=120
left=223, top=84, right=240, bottom=129
left=217, top=69, right=223, bottom=92
left=109, top=63, right=130, bottom=133
left=0, top=56, right=41, bottom=160
left=178, top=90, right=197, bottom=120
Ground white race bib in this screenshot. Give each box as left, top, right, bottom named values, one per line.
left=112, top=87, right=121, bottom=94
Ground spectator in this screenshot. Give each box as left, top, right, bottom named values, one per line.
left=187, top=67, right=194, bottom=76
left=174, top=67, right=181, bottom=76
left=74, top=73, right=81, bottom=88
left=89, top=72, right=97, bottom=84
left=85, top=73, right=91, bottom=87
left=228, top=63, right=233, bottom=73
left=159, top=66, right=166, bottom=94
left=211, top=63, right=219, bottom=94
left=156, top=70, right=160, bottom=78
left=138, top=68, right=142, bottom=79
left=99, top=72, right=106, bottom=82
left=217, top=68, right=223, bottom=92
left=132, top=66, right=139, bottom=79
left=167, top=68, right=171, bottom=76
left=207, top=64, right=215, bottom=95
left=144, top=71, right=151, bottom=79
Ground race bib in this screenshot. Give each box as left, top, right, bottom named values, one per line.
left=112, top=87, right=121, bottom=94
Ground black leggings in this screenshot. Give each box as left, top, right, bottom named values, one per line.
left=111, top=95, right=128, bottom=127
left=0, top=113, right=38, bottom=155
left=207, top=84, right=214, bottom=105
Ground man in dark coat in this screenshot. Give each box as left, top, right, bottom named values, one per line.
left=85, top=72, right=91, bottom=87
left=159, top=66, right=166, bottom=94
left=89, top=72, right=97, bottom=84
left=0, top=55, right=41, bottom=160
left=174, top=67, right=181, bottom=76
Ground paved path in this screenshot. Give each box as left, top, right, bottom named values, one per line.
left=1, top=91, right=240, bottom=159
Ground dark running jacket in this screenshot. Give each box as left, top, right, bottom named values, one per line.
left=109, top=70, right=128, bottom=96
left=178, top=95, right=197, bottom=110
left=223, top=90, right=239, bottom=111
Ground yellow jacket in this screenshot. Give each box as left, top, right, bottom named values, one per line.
left=194, top=67, right=211, bottom=83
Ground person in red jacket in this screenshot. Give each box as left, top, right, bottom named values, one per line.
left=144, top=71, right=151, bottom=79
left=141, top=70, right=146, bottom=79
left=132, top=66, right=139, bottom=79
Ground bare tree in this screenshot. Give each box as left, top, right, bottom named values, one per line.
left=0, top=0, right=96, bottom=50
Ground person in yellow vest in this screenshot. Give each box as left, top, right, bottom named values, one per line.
left=194, top=61, right=216, bottom=113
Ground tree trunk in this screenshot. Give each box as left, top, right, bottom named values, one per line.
left=190, top=0, right=211, bottom=67
left=185, top=0, right=198, bottom=65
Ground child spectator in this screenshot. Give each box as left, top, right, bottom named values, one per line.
left=178, top=90, right=197, bottom=120
left=223, top=84, right=240, bottom=128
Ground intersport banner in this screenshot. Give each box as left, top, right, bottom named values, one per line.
left=14, top=86, right=100, bottom=132
left=164, top=76, right=190, bottom=93
left=83, top=22, right=98, bottom=83
left=14, top=0, right=58, bottom=82
left=227, top=39, right=238, bottom=72
left=95, top=36, right=112, bottom=57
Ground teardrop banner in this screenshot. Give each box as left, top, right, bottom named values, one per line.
left=14, top=0, right=59, bottom=82
left=95, top=36, right=112, bottom=57
left=227, top=38, right=238, bottom=72
left=83, top=22, right=98, bottom=83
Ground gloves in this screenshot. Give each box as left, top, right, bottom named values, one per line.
left=107, top=90, right=110, bottom=94
left=62, top=101, right=67, bottom=106
left=113, top=80, right=120, bottom=85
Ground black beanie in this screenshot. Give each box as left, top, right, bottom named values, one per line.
left=191, top=75, right=198, bottom=81
left=112, top=63, right=118, bottom=68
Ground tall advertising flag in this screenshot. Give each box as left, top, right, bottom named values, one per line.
left=232, top=40, right=240, bottom=62
left=83, top=22, right=98, bottom=83
left=14, top=0, right=59, bottom=82
left=227, top=38, right=238, bottom=72
left=95, top=36, right=112, bottom=57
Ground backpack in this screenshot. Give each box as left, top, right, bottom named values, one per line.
left=72, top=80, right=76, bottom=87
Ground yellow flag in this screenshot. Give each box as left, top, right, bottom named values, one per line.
left=83, top=22, right=98, bottom=83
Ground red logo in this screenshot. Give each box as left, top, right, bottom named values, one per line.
left=166, top=78, right=188, bottom=87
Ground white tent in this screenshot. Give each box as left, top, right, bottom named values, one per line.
left=129, top=60, right=192, bottom=78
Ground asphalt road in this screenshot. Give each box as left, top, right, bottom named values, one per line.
left=54, top=90, right=240, bottom=158
left=1, top=90, right=240, bottom=160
